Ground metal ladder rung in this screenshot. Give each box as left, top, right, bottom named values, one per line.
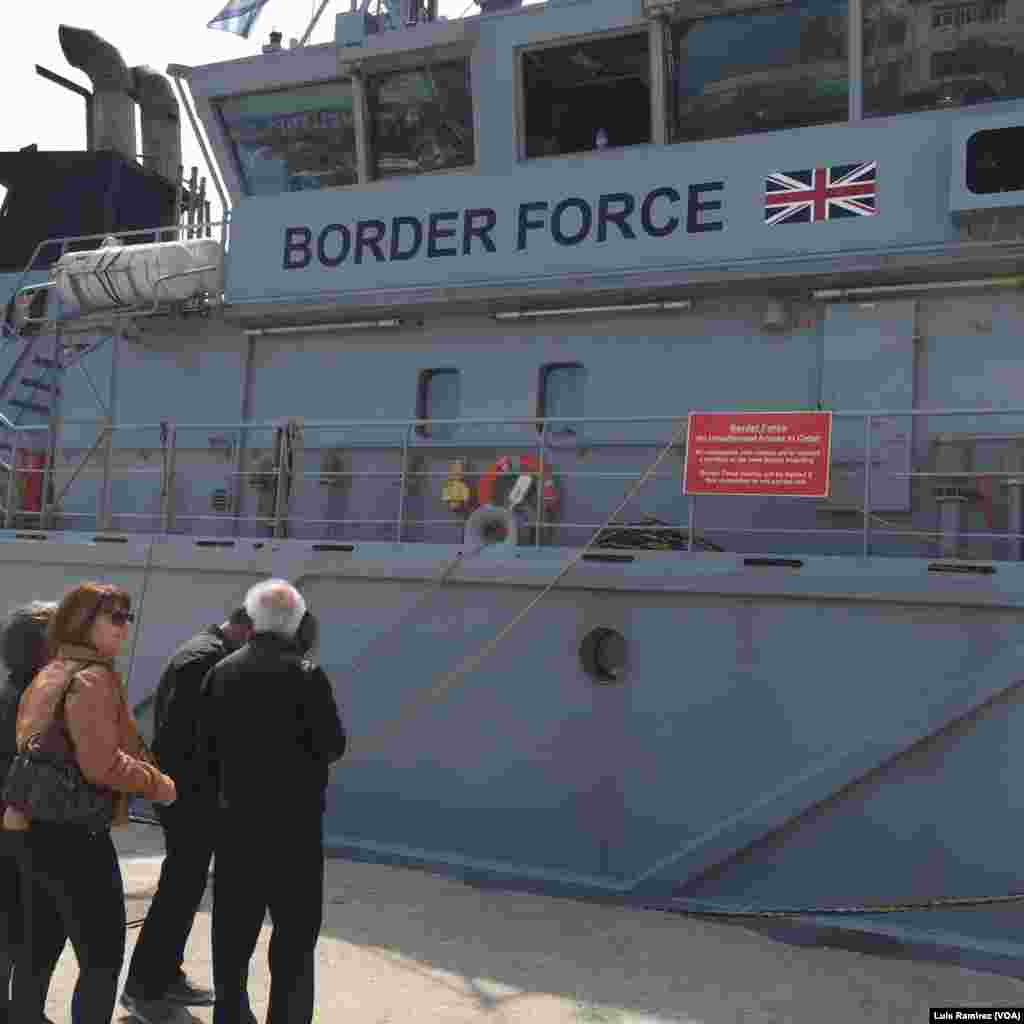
left=8, top=399, right=51, bottom=416
left=21, top=378, right=60, bottom=395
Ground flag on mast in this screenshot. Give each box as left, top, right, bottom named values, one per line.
left=207, top=0, right=273, bottom=37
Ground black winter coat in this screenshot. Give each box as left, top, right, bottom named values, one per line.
left=0, top=670, right=32, bottom=810
left=196, top=632, right=346, bottom=817
left=151, top=625, right=233, bottom=803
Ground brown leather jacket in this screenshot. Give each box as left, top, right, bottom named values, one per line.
left=2, top=643, right=176, bottom=831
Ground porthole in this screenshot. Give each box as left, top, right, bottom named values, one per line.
left=579, top=627, right=627, bottom=685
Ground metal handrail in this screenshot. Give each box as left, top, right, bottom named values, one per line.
left=15, top=406, right=1024, bottom=431
left=3, top=221, right=230, bottom=338
left=8, top=406, right=1024, bottom=559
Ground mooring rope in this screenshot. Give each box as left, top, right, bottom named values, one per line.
left=349, top=418, right=691, bottom=755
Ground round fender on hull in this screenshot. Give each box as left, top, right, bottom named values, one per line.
left=464, top=504, right=519, bottom=548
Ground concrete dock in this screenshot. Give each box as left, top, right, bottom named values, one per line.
left=38, top=824, right=1024, bottom=1023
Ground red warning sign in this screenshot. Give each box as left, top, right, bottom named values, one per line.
left=683, top=411, right=832, bottom=498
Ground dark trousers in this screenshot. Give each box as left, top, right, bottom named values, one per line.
left=20, top=823, right=125, bottom=1024
left=1, top=828, right=64, bottom=1024
left=0, top=828, right=24, bottom=1024
left=1, top=829, right=64, bottom=1023
left=212, top=811, right=324, bottom=1024
left=126, top=800, right=215, bottom=998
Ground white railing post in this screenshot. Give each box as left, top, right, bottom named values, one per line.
left=535, top=422, right=547, bottom=547
left=41, top=420, right=59, bottom=531
left=98, top=419, right=114, bottom=532
left=397, top=425, right=411, bottom=542
left=272, top=424, right=289, bottom=539
left=162, top=426, right=178, bottom=534
left=4, top=442, right=19, bottom=529
left=862, top=414, right=872, bottom=556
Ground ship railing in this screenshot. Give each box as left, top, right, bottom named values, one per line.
left=4, top=219, right=230, bottom=336
left=5, top=406, right=1024, bottom=563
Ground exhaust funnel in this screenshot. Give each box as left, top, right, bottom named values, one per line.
left=133, top=66, right=181, bottom=182
left=58, top=25, right=136, bottom=163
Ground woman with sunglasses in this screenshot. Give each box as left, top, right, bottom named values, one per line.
left=3, top=582, right=177, bottom=1024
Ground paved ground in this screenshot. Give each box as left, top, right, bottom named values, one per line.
left=37, top=824, right=1024, bottom=1023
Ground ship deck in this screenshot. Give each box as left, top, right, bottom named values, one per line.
left=51, top=823, right=1024, bottom=1024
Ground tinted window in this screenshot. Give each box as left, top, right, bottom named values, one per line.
left=367, top=61, right=474, bottom=179
left=218, top=83, right=357, bottom=196
left=966, top=126, right=1024, bottom=194
left=523, top=34, right=650, bottom=158
left=417, top=369, right=460, bottom=439
left=671, top=0, right=847, bottom=144
left=539, top=363, right=586, bottom=438
left=864, top=0, right=1022, bottom=116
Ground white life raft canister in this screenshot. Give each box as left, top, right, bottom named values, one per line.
left=53, top=238, right=223, bottom=313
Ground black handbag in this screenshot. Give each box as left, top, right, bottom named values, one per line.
left=1, top=661, right=115, bottom=832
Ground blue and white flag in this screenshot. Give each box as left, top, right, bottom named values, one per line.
left=207, top=0, right=272, bottom=37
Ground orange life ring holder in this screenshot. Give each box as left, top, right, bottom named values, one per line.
left=478, top=455, right=558, bottom=512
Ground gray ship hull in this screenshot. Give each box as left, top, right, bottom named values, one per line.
left=3, top=532, right=1023, bottom=974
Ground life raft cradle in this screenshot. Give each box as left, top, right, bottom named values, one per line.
left=123, top=416, right=1024, bottom=922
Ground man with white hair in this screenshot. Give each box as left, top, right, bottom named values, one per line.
left=121, top=604, right=255, bottom=1024
left=196, top=580, right=346, bottom=1024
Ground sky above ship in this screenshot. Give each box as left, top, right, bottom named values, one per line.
left=0, top=0, right=542, bottom=220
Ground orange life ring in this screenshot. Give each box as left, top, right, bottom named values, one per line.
left=478, top=454, right=557, bottom=512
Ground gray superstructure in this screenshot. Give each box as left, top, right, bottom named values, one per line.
left=4, top=0, right=1024, bottom=975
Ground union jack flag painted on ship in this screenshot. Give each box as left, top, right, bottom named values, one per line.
left=764, top=162, right=878, bottom=225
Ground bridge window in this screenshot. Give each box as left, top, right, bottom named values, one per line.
left=670, top=0, right=847, bottom=144
left=538, top=363, right=586, bottom=440
left=967, top=127, right=1024, bottom=194
left=417, top=368, right=460, bottom=439
left=522, top=32, right=651, bottom=159
left=217, top=81, right=358, bottom=196
left=864, top=0, right=1022, bottom=116
left=367, top=61, right=475, bottom=179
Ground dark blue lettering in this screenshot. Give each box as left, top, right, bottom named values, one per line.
left=463, top=208, right=497, bottom=255
left=597, top=193, right=636, bottom=243
left=687, top=182, right=724, bottom=233
left=355, top=220, right=387, bottom=264
left=551, top=197, right=592, bottom=247
left=390, top=217, right=423, bottom=261
left=427, top=211, right=459, bottom=258
left=317, top=224, right=351, bottom=267
left=641, top=188, right=680, bottom=238
left=517, top=201, right=548, bottom=252
left=283, top=226, right=312, bottom=270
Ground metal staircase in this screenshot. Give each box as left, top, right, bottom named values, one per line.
left=0, top=215, right=225, bottom=529
left=0, top=315, right=104, bottom=527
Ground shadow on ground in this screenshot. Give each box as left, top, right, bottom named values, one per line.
left=96, top=825, right=1024, bottom=1024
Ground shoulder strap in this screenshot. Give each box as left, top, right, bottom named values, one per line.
left=53, top=659, right=104, bottom=721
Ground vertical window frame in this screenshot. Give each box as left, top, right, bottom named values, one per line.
left=537, top=362, right=586, bottom=440
left=416, top=367, right=461, bottom=439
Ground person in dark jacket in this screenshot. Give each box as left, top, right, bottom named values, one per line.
left=197, top=580, right=346, bottom=1024
left=0, top=601, right=59, bottom=1024
left=120, top=606, right=255, bottom=1024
